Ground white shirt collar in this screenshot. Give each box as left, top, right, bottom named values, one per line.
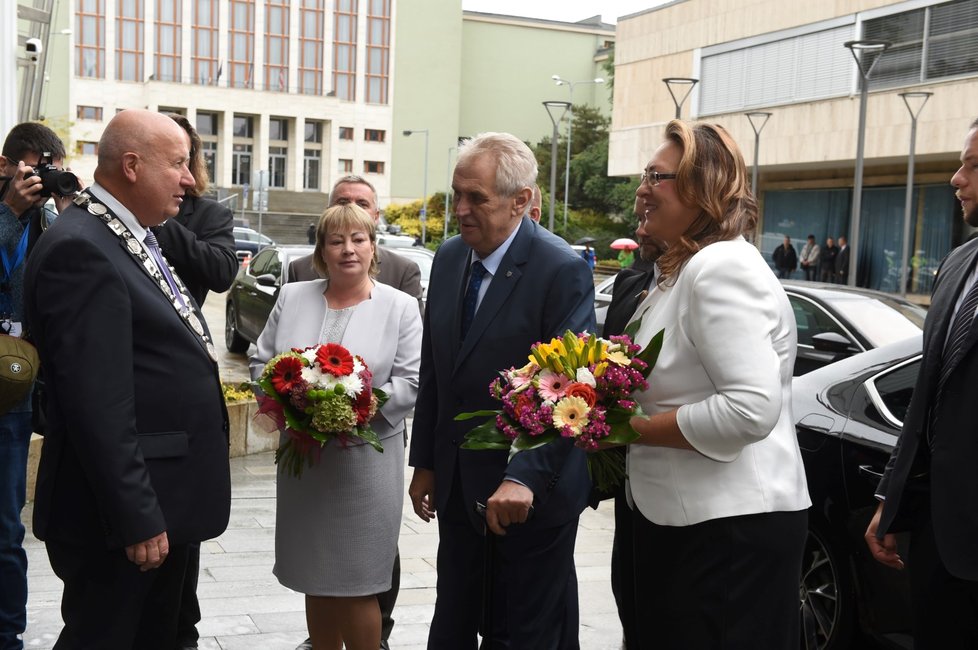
left=90, top=181, right=148, bottom=242
left=470, top=218, right=524, bottom=275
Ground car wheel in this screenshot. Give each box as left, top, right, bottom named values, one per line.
left=225, top=302, right=249, bottom=354
left=799, top=524, right=855, bottom=650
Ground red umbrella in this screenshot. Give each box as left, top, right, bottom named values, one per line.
left=610, top=238, right=639, bottom=251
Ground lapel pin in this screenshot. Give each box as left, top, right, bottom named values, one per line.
left=506, top=271, right=513, bottom=278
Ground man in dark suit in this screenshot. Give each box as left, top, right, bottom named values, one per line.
left=23, top=109, right=231, bottom=650
left=288, top=173, right=419, bottom=650
left=408, top=132, right=594, bottom=649
left=866, top=117, right=978, bottom=648
left=835, top=235, right=850, bottom=283
left=601, top=203, right=662, bottom=650
left=819, top=236, right=838, bottom=283
left=287, top=175, right=422, bottom=304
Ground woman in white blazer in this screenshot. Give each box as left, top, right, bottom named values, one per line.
left=250, top=204, right=421, bottom=650
left=625, top=121, right=810, bottom=649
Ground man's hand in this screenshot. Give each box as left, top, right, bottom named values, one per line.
left=485, top=480, right=533, bottom=536
left=125, top=532, right=169, bottom=572
left=409, top=468, right=437, bottom=523
left=2, top=161, right=44, bottom=217
left=864, top=502, right=904, bottom=570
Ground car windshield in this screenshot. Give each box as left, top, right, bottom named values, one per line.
left=822, top=294, right=925, bottom=347
left=391, top=250, right=432, bottom=280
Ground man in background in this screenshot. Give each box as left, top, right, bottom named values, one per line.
left=799, top=234, right=820, bottom=282
left=819, top=236, right=838, bottom=283
left=835, top=235, right=850, bottom=283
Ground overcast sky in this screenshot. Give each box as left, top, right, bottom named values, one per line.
left=460, top=0, right=664, bottom=24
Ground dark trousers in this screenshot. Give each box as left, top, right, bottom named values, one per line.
left=632, top=508, right=806, bottom=650
left=0, top=411, right=31, bottom=650
left=609, top=496, right=638, bottom=649
left=428, top=476, right=580, bottom=650
left=175, top=542, right=201, bottom=648
left=908, top=517, right=978, bottom=649
left=802, top=264, right=817, bottom=281
left=47, top=539, right=190, bottom=650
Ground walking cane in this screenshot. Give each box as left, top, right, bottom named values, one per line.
left=475, top=501, right=534, bottom=649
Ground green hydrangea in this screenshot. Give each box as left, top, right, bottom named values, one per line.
left=311, top=392, right=357, bottom=433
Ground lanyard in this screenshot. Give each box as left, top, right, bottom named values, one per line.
left=0, top=226, right=29, bottom=283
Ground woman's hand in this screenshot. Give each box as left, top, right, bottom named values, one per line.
left=628, top=410, right=695, bottom=451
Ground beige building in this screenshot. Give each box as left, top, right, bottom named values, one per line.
left=611, top=0, right=978, bottom=292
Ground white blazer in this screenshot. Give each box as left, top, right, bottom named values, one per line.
left=627, top=238, right=811, bottom=526
left=250, top=280, right=422, bottom=442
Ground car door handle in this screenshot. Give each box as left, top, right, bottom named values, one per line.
left=858, top=464, right=885, bottom=480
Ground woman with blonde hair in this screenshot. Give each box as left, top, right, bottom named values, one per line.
left=624, top=120, right=810, bottom=649
left=252, top=203, right=421, bottom=650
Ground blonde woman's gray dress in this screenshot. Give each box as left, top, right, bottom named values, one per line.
left=251, top=280, right=422, bottom=596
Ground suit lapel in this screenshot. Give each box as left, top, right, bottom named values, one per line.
left=922, top=243, right=978, bottom=394
left=453, top=219, right=532, bottom=373
left=936, top=244, right=978, bottom=381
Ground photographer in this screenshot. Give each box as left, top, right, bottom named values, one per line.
left=0, top=122, right=76, bottom=650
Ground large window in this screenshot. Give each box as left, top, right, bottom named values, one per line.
left=117, top=0, right=143, bottom=81
left=865, top=0, right=978, bottom=89
left=197, top=111, right=219, bottom=182
left=229, top=0, right=255, bottom=89
left=155, top=0, right=182, bottom=82
left=233, top=115, right=255, bottom=186
left=193, top=0, right=220, bottom=84
left=77, top=105, right=103, bottom=120
left=265, top=0, right=290, bottom=92
left=333, top=0, right=357, bottom=101
left=299, top=0, right=324, bottom=95
left=304, top=121, right=323, bottom=190
left=364, top=128, right=385, bottom=142
left=76, top=0, right=104, bottom=78
left=365, top=0, right=390, bottom=104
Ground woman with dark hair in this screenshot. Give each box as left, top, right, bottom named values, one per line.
left=155, top=113, right=237, bottom=308
left=624, top=120, right=811, bottom=649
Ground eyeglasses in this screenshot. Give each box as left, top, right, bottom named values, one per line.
left=640, top=169, right=678, bottom=187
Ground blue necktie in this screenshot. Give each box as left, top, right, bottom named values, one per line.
left=144, top=229, right=187, bottom=310
left=461, top=261, right=487, bottom=339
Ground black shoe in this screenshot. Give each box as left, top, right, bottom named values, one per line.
left=295, top=638, right=313, bottom=650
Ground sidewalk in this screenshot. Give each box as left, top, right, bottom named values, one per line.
left=22, top=442, right=625, bottom=649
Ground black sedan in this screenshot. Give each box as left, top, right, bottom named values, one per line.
left=794, top=335, right=921, bottom=650
left=225, top=245, right=314, bottom=353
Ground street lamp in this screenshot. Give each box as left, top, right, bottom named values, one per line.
left=403, top=129, right=429, bottom=245
left=898, top=91, right=932, bottom=297
left=542, top=100, right=571, bottom=233
left=745, top=112, right=772, bottom=197
left=552, top=75, right=605, bottom=229
left=444, top=145, right=456, bottom=241
left=844, top=39, right=890, bottom=287
left=662, top=77, right=699, bottom=119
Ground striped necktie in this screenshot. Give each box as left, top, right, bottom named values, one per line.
left=144, top=229, right=187, bottom=310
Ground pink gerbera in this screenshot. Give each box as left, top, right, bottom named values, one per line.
left=537, top=370, right=571, bottom=402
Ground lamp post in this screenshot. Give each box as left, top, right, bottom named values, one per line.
left=844, top=39, right=890, bottom=287
left=662, top=77, right=699, bottom=119
left=552, top=75, right=605, bottom=229
left=745, top=112, right=772, bottom=197
left=444, top=145, right=456, bottom=241
left=898, top=91, right=932, bottom=297
left=542, top=100, right=571, bottom=232
left=403, top=129, right=429, bottom=244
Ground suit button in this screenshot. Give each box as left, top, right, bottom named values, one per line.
left=451, top=438, right=458, bottom=445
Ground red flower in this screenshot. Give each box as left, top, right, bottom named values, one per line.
left=271, top=356, right=304, bottom=395
left=352, top=387, right=374, bottom=425
left=565, top=382, right=598, bottom=408
left=316, top=343, right=355, bottom=376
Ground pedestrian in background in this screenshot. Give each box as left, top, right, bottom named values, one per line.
left=865, top=116, right=978, bottom=648
left=772, top=235, right=797, bottom=279
left=799, top=234, right=820, bottom=281
left=819, top=236, right=838, bottom=283
left=835, top=235, right=850, bottom=283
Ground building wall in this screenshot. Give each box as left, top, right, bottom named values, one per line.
left=459, top=13, right=613, bottom=145
left=388, top=0, right=463, bottom=205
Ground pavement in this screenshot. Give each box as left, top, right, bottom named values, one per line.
left=21, top=291, right=625, bottom=649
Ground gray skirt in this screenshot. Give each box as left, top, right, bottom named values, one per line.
left=273, top=431, right=404, bottom=596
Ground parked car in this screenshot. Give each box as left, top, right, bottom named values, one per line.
left=225, top=245, right=313, bottom=353
left=386, top=246, right=434, bottom=308
left=593, top=274, right=618, bottom=331
left=233, top=226, right=275, bottom=258
left=794, top=335, right=920, bottom=650
left=782, top=281, right=925, bottom=375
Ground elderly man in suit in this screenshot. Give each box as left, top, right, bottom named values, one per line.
left=866, top=117, right=978, bottom=647
left=24, top=109, right=231, bottom=650
left=288, top=175, right=421, bottom=302
left=408, top=132, right=594, bottom=649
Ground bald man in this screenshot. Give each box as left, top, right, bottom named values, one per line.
left=24, top=109, right=231, bottom=649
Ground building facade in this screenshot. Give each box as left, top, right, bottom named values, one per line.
left=611, top=0, right=978, bottom=292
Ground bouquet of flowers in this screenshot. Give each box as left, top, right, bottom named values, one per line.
left=458, top=329, right=662, bottom=493
left=253, top=343, right=388, bottom=477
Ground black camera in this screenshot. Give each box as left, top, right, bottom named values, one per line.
left=24, top=154, right=78, bottom=198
